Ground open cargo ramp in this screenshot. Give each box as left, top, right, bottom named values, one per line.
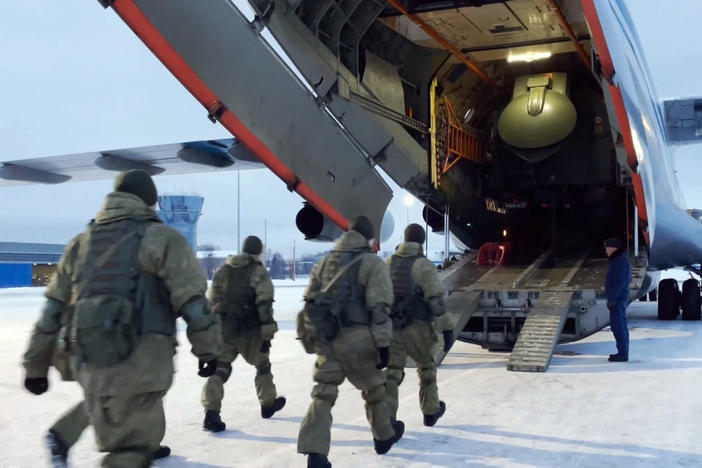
left=437, top=248, right=648, bottom=372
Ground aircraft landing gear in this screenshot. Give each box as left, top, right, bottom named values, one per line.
left=681, top=278, right=701, bottom=320
left=648, top=289, right=657, bottom=301
left=657, top=279, right=680, bottom=320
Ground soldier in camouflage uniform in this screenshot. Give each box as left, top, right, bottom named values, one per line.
left=297, top=216, right=404, bottom=468
left=22, top=170, right=221, bottom=468
left=23, top=312, right=170, bottom=466
left=385, top=224, right=453, bottom=427
left=201, top=235, right=285, bottom=432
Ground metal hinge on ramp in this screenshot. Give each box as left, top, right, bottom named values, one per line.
left=507, top=291, right=573, bottom=372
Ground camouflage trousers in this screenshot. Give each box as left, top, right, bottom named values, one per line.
left=385, top=320, right=441, bottom=419
left=297, top=325, right=395, bottom=456
left=84, top=390, right=167, bottom=468
left=50, top=400, right=90, bottom=448
left=201, top=335, right=277, bottom=411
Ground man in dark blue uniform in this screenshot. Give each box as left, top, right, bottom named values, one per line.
left=604, top=238, right=630, bottom=362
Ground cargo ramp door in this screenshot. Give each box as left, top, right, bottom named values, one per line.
left=100, top=0, right=438, bottom=230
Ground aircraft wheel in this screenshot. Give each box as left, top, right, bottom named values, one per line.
left=638, top=295, right=647, bottom=302
left=648, top=289, right=657, bottom=302
left=681, top=278, right=701, bottom=320
left=657, top=279, right=679, bottom=320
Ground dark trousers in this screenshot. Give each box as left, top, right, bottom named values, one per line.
left=609, top=302, right=629, bottom=357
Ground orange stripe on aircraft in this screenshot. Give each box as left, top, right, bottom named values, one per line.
left=581, top=0, right=649, bottom=241
left=111, top=0, right=349, bottom=231
left=580, top=0, right=614, bottom=80
left=608, top=84, right=638, bottom=171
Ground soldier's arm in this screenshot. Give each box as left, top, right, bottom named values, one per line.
left=415, top=258, right=452, bottom=332
left=252, top=265, right=277, bottom=340
left=362, top=256, right=393, bottom=348
left=207, top=265, right=229, bottom=316
left=303, top=259, right=324, bottom=299
left=22, top=299, right=65, bottom=378
left=144, top=227, right=220, bottom=360
left=23, top=237, right=78, bottom=378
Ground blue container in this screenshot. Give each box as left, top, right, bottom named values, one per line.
left=0, top=263, right=32, bottom=288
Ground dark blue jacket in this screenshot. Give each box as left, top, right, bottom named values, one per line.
left=605, top=250, right=630, bottom=304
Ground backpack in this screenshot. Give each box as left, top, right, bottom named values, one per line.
left=68, top=220, right=146, bottom=367
left=389, top=254, right=432, bottom=329
left=214, top=261, right=261, bottom=338
left=297, top=252, right=365, bottom=353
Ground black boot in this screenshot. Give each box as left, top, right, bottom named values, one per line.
left=374, top=420, right=404, bottom=455
left=45, top=430, right=68, bottom=468
left=203, top=410, right=226, bottom=432
left=307, top=453, right=332, bottom=468
left=608, top=353, right=628, bottom=362
left=261, top=396, right=286, bottom=419
left=423, top=401, right=446, bottom=427
left=152, top=445, right=171, bottom=459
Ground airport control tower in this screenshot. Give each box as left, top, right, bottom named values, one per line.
left=157, top=195, right=204, bottom=252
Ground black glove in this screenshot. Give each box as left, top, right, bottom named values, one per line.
left=260, top=340, right=271, bottom=353
left=24, top=377, right=48, bottom=395
left=198, top=359, right=218, bottom=378
left=442, top=330, right=454, bottom=353
left=376, top=347, right=390, bottom=370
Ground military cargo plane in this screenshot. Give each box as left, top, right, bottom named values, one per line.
left=3, top=0, right=701, bottom=371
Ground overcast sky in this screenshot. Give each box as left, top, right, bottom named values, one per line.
left=1, top=0, right=701, bottom=257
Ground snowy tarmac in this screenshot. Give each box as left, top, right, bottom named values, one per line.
left=1, top=283, right=701, bottom=467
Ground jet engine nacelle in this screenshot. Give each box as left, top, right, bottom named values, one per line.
left=296, top=204, right=394, bottom=243
left=296, top=204, right=344, bottom=242
left=423, top=205, right=444, bottom=232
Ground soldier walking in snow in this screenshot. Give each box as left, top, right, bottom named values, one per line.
left=297, top=216, right=404, bottom=468
left=23, top=170, right=221, bottom=467
left=201, top=235, right=285, bottom=432
left=384, top=224, right=454, bottom=427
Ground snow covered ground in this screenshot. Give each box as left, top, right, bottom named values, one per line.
left=1, top=281, right=701, bottom=468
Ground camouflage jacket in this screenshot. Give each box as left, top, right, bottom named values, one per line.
left=22, top=192, right=221, bottom=394
left=305, top=230, right=393, bottom=347
left=387, top=242, right=452, bottom=332
left=208, top=253, right=278, bottom=339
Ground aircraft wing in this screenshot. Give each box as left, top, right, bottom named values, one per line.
left=0, top=138, right=263, bottom=187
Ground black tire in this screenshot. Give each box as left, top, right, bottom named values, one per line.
left=681, top=278, right=701, bottom=320
left=638, top=295, right=648, bottom=302
left=657, top=279, right=680, bottom=320
left=648, top=289, right=657, bottom=302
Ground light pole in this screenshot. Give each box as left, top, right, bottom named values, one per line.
left=403, top=193, right=414, bottom=226
left=237, top=171, right=241, bottom=253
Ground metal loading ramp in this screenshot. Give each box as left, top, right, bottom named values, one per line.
left=433, top=290, right=482, bottom=365
left=506, top=291, right=574, bottom=372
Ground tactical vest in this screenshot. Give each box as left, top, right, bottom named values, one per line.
left=68, top=219, right=174, bottom=367
left=320, top=250, right=368, bottom=327
left=389, top=254, right=432, bottom=329
left=300, top=250, right=368, bottom=344
left=216, top=261, right=260, bottom=338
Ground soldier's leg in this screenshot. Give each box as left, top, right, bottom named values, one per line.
left=85, top=390, right=167, bottom=468
left=406, top=322, right=441, bottom=416
left=49, top=400, right=90, bottom=449
left=384, top=333, right=407, bottom=422
left=201, top=340, right=238, bottom=411
left=341, top=328, right=394, bottom=442
left=240, top=335, right=277, bottom=407
left=297, top=354, right=344, bottom=457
